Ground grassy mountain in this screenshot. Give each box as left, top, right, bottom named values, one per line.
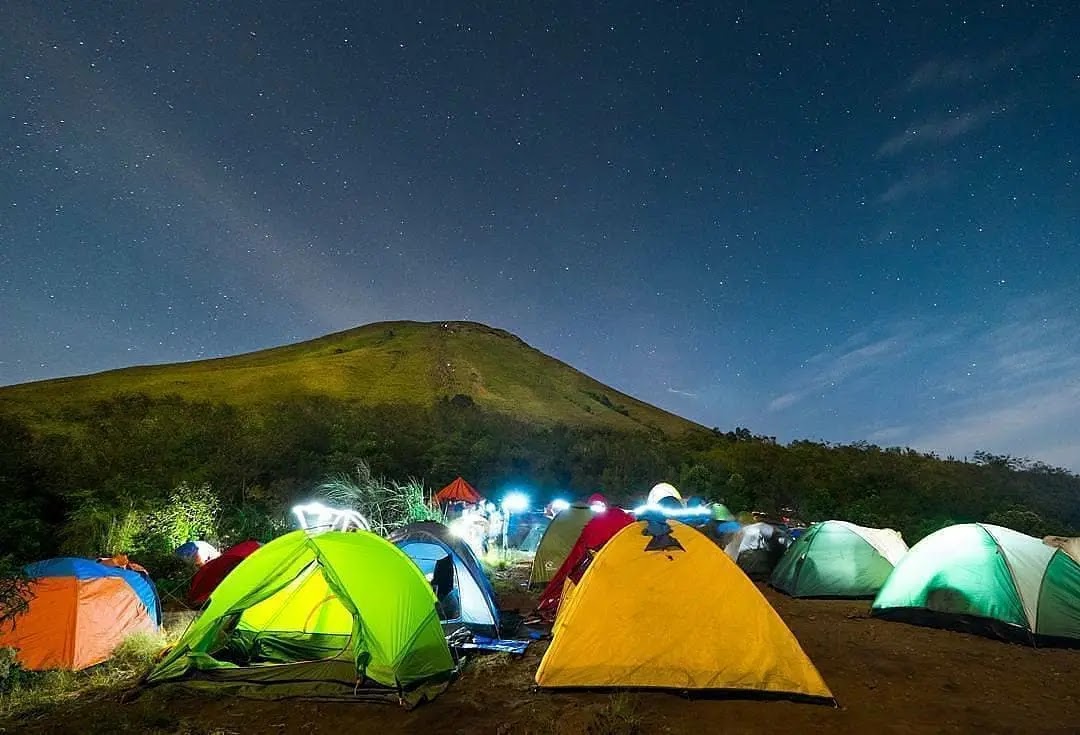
left=0, top=321, right=700, bottom=435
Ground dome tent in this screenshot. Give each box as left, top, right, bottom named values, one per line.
left=534, top=507, right=636, bottom=621
left=175, top=540, right=219, bottom=567
left=188, top=540, right=262, bottom=606
left=529, top=502, right=595, bottom=588
left=149, top=530, right=456, bottom=705
left=0, top=558, right=159, bottom=671
left=711, top=502, right=735, bottom=521
left=770, top=521, right=908, bottom=598
left=390, top=521, right=501, bottom=637
left=736, top=522, right=793, bottom=579
left=872, top=523, right=1080, bottom=645
left=536, top=519, right=833, bottom=702
left=646, top=482, right=683, bottom=508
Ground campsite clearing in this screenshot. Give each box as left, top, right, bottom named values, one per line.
left=5, top=568, right=1080, bottom=734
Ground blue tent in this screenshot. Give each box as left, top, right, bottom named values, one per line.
left=390, top=522, right=501, bottom=637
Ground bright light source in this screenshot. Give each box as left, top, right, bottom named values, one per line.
left=292, top=502, right=371, bottom=533
left=589, top=501, right=607, bottom=512
left=550, top=498, right=570, bottom=513
left=632, top=503, right=711, bottom=518
left=448, top=516, right=469, bottom=539
left=501, top=491, right=530, bottom=514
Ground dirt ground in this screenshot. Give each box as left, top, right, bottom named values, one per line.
left=6, top=576, right=1080, bottom=734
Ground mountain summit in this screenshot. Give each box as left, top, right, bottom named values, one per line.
left=0, top=321, right=700, bottom=435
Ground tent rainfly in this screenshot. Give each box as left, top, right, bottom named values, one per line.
left=770, top=521, right=908, bottom=598
left=536, top=519, right=834, bottom=703
left=148, top=530, right=456, bottom=706
left=188, top=540, right=262, bottom=606
left=736, top=522, right=793, bottom=579
left=0, top=558, right=160, bottom=671
left=528, top=503, right=595, bottom=588
left=534, top=507, right=636, bottom=620
left=872, top=523, right=1080, bottom=645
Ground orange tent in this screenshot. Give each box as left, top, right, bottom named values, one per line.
left=0, top=558, right=160, bottom=671
left=435, top=477, right=482, bottom=504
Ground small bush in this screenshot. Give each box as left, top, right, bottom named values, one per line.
left=0, top=557, right=30, bottom=629
left=0, top=647, right=42, bottom=694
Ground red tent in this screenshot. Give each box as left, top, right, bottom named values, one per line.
left=188, top=540, right=261, bottom=605
left=435, top=477, right=482, bottom=505
left=535, top=507, right=635, bottom=620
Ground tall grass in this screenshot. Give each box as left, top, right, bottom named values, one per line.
left=314, top=460, right=445, bottom=536
left=0, top=631, right=169, bottom=719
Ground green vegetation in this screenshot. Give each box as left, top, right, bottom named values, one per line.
left=588, top=693, right=644, bottom=735
left=0, top=558, right=29, bottom=629
left=0, top=321, right=697, bottom=435
left=0, top=320, right=1077, bottom=577
left=0, top=632, right=167, bottom=719
left=314, top=460, right=445, bottom=535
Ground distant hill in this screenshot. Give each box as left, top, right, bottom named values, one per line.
left=0, top=321, right=701, bottom=435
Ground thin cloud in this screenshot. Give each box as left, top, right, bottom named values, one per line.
left=768, top=336, right=904, bottom=412
left=877, top=106, right=998, bottom=158
left=877, top=167, right=952, bottom=204
left=762, top=296, right=1080, bottom=471
left=902, top=297, right=1080, bottom=468
left=867, top=425, right=910, bottom=443
left=906, top=58, right=983, bottom=90
left=908, top=380, right=1080, bottom=462
left=904, top=39, right=1045, bottom=92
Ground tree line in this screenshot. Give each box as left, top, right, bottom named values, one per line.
left=1, top=391, right=1079, bottom=571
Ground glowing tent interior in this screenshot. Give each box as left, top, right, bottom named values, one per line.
left=770, top=520, right=908, bottom=598
left=149, top=530, right=456, bottom=705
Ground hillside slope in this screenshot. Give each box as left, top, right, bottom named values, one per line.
left=0, top=321, right=701, bottom=435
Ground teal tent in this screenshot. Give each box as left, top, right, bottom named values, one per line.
left=148, top=530, right=456, bottom=705
left=872, top=523, right=1080, bottom=645
left=770, top=521, right=908, bottom=598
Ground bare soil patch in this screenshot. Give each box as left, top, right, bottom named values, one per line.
left=5, top=581, right=1080, bottom=734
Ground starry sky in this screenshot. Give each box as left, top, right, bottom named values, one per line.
left=2, top=2, right=1079, bottom=469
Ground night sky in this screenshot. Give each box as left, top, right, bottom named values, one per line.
left=3, top=2, right=1078, bottom=469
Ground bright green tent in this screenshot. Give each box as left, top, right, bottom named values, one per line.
left=872, top=523, right=1080, bottom=645
left=148, top=530, right=456, bottom=705
left=529, top=505, right=593, bottom=588
left=710, top=503, right=735, bottom=521
left=770, top=520, right=908, bottom=598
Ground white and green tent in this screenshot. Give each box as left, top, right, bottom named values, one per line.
left=872, top=523, right=1080, bottom=644
left=770, top=520, right=908, bottom=598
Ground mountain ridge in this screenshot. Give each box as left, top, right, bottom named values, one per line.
left=0, top=320, right=702, bottom=436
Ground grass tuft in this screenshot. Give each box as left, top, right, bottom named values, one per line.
left=586, top=693, right=644, bottom=735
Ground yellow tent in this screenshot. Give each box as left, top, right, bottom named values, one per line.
left=536, top=519, right=834, bottom=702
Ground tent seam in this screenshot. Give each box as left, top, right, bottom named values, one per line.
left=978, top=523, right=1034, bottom=633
